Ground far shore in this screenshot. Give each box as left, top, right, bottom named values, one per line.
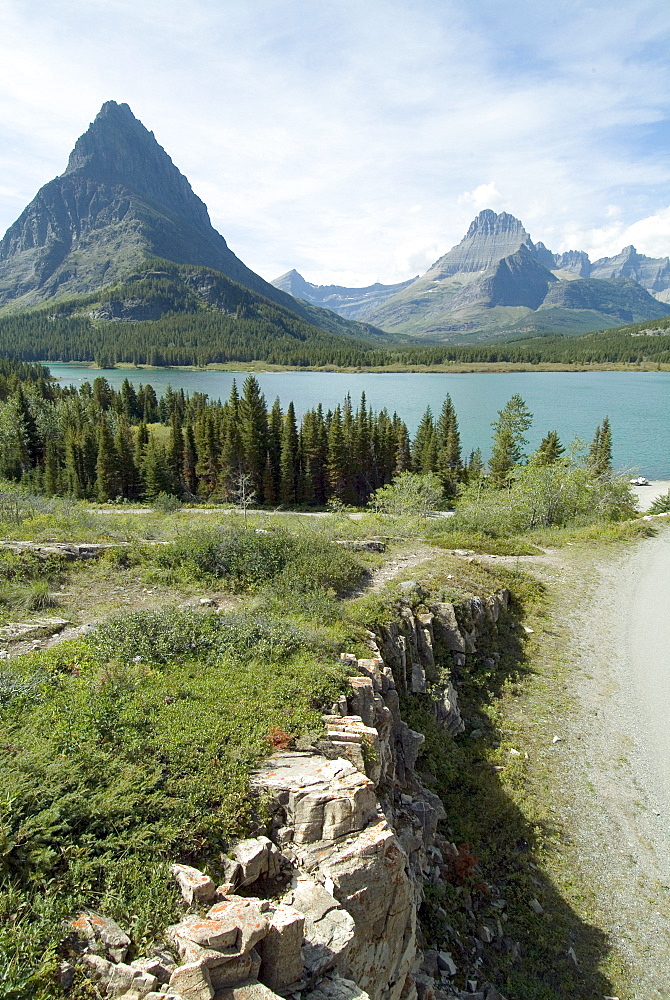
left=41, top=360, right=670, bottom=375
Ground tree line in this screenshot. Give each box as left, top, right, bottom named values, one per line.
left=0, top=298, right=668, bottom=371
left=0, top=363, right=473, bottom=504
left=0, top=360, right=614, bottom=507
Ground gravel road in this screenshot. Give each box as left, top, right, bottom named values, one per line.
left=551, top=525, right=670, bottom=997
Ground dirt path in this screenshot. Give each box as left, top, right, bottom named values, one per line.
left=525, top=526, right=670, bottom=998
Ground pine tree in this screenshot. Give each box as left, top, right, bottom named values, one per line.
left=466, top=448, right=485, bottom=480
left=169, top=413, right=184, bottom=494
left=353, top=393, right=372, bottom=504
left=394, top=419, right=412, bottom=475
left=95, top=416, right=120, bottom=501
left=280, top=402, right=300, bottom=506
left=327, top=406, right=348, bottom=502
left=114, top=415, right=139, bottom=498
left=240, top=376, right=268, bottom=502
left=436, top=395, right=462, bottom=496
left=588, top=417, right=612, bottom=475
left=489, top=394, right=533, bottom=487
left=535, top=430, right=565, bottom=465
left=266, top=398, right=283, bottom=504
left=412, top=407, right=437, bottom=473
left=63, top=430, right=84, bottom=497
left=182, top=424, right=198, bottom=497
left=134, top=421, right=149, bottom=472
left=301, top=405, right=328, bottom=505
left=142, top=437, right=172, bottom=499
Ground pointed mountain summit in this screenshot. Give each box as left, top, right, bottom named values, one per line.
left=424, top=210, right=538, bottom=279
left=0, top=101, right=300, bottom=312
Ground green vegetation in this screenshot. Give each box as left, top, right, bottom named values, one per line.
left=0, top=354, right=646, bottom=999
left=648, top=490, right=670, bottom=514
left=1, top=264, right=670, bottom=369
left=0, top=520, right=366, bottom=999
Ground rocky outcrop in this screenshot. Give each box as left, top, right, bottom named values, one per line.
left=69, top=588, right=515, bottom=1000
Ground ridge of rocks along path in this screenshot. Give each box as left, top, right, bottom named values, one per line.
left=532, top=526, right=670, bottom=999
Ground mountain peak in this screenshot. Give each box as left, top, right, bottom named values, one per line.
left=466, top=209, right=528, bottom=240
left=0, top=101, right=304, bottom=313
left=425, top=209, right=535, bottom=280
left=60, top=101, right=208, bottom=227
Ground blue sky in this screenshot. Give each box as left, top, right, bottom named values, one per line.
left=0, top=0, right=669, bottom=285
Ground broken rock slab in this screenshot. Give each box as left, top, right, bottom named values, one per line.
left=206, top=898, right=270, bottom=955
left=169, top=960, right=214, bottom=1000
left=82, top=954, right=158, bottom=997
left=227, top=836, right=283, bottom=887
left=282, top=876, right=354, bottom=981
left=171, top=864, right=217, bottom=905
left=304, top=974, right=372, bottom=1000
left=256, top=904, right=305, bottom=993
left=252, top=754, right=378, bottom=845
left=209, top=948, right=261, bottom=991
left=69, top=910, right=131, bottom=963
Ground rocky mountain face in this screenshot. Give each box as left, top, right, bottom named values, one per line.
left=423, top=210, right=548, bottom=279
left=588, top=245, right=670, bottom=301
left=0, top=102, right=334, bottom=326
left=272, top=269, right=417, bottom=320
left=277, top=210, right=670, bottom=341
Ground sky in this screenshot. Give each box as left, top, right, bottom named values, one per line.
left=1, top=0, right=669, bottom=287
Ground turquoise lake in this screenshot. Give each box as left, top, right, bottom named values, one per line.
left=47, top=365, right=670, bottom=479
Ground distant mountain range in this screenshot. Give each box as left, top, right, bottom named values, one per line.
left=1, top=102, right=668, bottom=348
left=0, top=101, right=388, bottom=344
left=272, top=210, right=670, bottom=341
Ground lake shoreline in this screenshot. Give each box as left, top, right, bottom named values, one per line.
left=40, top=360, right=670, bottom=374
left=45, top=363, right=670, bottom=479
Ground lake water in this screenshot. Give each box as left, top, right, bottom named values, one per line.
left=46, top=365, right=670, bottom=479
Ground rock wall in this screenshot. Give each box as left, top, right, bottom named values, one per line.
left=68, top=588, right=512, bottom=1000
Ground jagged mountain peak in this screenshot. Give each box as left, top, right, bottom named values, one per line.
left=0, top=101, right=309, bottom=313
left=465, top=209, right=529, bottom=240
left=60, top=101, right=210, bottom=228
left=424, top=208, right=537, bottom=280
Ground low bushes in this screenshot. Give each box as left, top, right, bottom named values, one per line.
left=150, top=524, right=365, bottom=595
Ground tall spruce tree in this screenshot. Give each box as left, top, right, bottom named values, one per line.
left=95, top=416, right=120, bottom=501
left=436, top=394, right=462, bottom=496
left=588, top=417, right=613, bottom=475
left=412, top=407, right=437, bottom=473
left=534, top=430, right=565, bottom=465
left=327, top=406, right=348, bottom=502
left=489, top=394, right=533, bottom=487
left=280, top=402, right=300, bottom=506
left=240, top=376, right=268, bottom=502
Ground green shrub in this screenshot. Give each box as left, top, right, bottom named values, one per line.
left=152, top=525, right=364, bottom=595
left=89, top=608, right=329, bottom=665
left=648, top=491, right=670, bottom=514
left=152, top=492, right=182, bottom=513
left=370, top=472, right=444, bottom=516
left=24, top=580, right=60, bottom=612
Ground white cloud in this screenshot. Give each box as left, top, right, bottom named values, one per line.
left=574, top=207, right=670, bottom=261
left=458, top=183, right=504, bottom=213
left=0, top=0, right=669, bottom=283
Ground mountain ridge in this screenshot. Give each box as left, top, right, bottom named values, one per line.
left=0, top=101, right=304, bottom=314
left=274, top=210, right=670, bottom=340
